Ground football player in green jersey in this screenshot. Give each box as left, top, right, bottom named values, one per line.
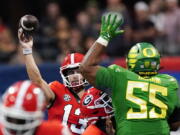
left=80, top=12, right=180, bottom=135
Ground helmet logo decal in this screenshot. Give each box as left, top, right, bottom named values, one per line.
left=151, top=61, right=157, bottom=69
left=83, top=95, right=93, bottom=106
left=64, top=94, right=71, bottom=102
left=144, top=61, right=150, bottom=68
left=143, top=48, right=156, bottom=57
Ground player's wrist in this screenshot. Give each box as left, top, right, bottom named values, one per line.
left=22, top=47, right=32, bottom=55
left=96, top=36, right=109, bottom=47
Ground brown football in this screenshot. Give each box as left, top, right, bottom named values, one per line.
left=19, top=15, right=39, bottom=32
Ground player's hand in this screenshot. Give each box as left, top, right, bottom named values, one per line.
left=105, top=117, right=115, bottom=135
left=18, top=28, right=33, bottom=49
left=100, top=13, right=124, bottom=42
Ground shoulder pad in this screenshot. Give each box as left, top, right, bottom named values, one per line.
left=108, top=64, right=119, bottom=69
left=159, top=74, right=179, bottom=89
left=87, top=87, right=101, bottom=94
left=49, top=81, right=64, bottom=87
left=108, top=64, right=126, bottom=73
left=49, top=81, right=66, bottom=95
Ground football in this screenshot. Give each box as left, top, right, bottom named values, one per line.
left=19, top=15, right=39, bottom=32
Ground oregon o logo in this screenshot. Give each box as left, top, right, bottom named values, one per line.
left=143, top=48, right=156, bottom=57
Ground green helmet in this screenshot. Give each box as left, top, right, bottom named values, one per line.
left=127, top=42, right=160, bottom=76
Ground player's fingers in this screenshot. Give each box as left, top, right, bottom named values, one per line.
left=18, top=28, right=23, bottom=39
left=112, top=19, right=122, bottom=31
left=107, top=14, right=111, bottom=26
left=111, top=14, right=117, bottom=26
left=115, top=30, right=124, bottom=36
left=101, top=15, right=105, bottom=27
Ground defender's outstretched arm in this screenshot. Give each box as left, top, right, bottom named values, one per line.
left=80, top=13, right=124, bottom=86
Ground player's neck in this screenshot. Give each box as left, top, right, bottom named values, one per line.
left=77, top=89, right=85, bottom=99
left=68, top=87, right=85, bottom=102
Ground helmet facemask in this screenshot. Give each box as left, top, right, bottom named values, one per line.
left=81, top=90, right=114, bottom=125
left=86, top=92, right=114, bottom=117
left=0, top=80, right=45, bottom=135
left=60, top=64, right=88, bottom=91
left=0, top=101, right=43, bottom=135
left=60, top=53, right=88, bottom=92
left=1, top=111, right=43, bottom=135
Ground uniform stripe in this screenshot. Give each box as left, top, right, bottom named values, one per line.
left=34, top=88, right=44, bottom=110
left=14, top=81, right=31, bottom=109
left=70, top=53, right=75, bottom=64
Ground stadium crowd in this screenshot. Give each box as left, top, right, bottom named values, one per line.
left=0, top=0, right=180, bottom=65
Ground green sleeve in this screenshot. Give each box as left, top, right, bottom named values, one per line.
left=176, top=96, right=180, bottom=108
left=170, top=76, right=179, bottom=107
left=95, top=64, right=125, bottom=95
left=95, top=66, right=115, bottom=90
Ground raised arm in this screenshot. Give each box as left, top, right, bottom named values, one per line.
left=80, top=13, right=124, bottom=86
left=18, top=28, right=55, bottom=104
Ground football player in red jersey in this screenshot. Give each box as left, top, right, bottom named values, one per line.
left=47, top=53, right=89, bottom=134
left=17, top=26, right=94, bottom=134
left=18, top=26, right=115, bottom=135
left=0, top=80, right=72, bottom=135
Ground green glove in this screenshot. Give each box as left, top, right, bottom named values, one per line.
left=100, top=13, right=124, bottom=42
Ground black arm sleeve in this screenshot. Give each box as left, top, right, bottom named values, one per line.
left=168, top=107, right=180, bottom=131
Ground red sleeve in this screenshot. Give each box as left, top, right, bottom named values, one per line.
left=36, top=120, right=72, bottom=135
left=82, top=125, right=106, bottom=135
left=47, top=81, right=65, bottom=108
left=49, top=81, right=64, bottom=95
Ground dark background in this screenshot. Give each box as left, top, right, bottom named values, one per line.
left=0, top=0, right=150, bottom=35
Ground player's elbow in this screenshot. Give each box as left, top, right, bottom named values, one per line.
left=46, top=93, right=55, bottom=105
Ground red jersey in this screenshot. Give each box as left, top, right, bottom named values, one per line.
left=48, top=81, right=88, bottom=135
left=36, top=120, right=71, bottom=135
left=82, top=125, right=106, bottom=135
left=0, top=121, right=71, bottom=135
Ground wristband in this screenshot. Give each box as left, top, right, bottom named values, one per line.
left=23, top=48, right=32, bottom=55
left=96, top=36, right=109, bottom=47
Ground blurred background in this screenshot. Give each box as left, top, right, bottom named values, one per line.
left=0, top=0, right=180, bottom=97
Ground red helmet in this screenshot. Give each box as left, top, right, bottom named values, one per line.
left=80, top=88, right=114, bottom=124
left=60, top=53, right=88, bottom=88
left=0, top=80, right=46, bottom=134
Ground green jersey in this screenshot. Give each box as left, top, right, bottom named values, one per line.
left=96, top=64, right=179, bottom=135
